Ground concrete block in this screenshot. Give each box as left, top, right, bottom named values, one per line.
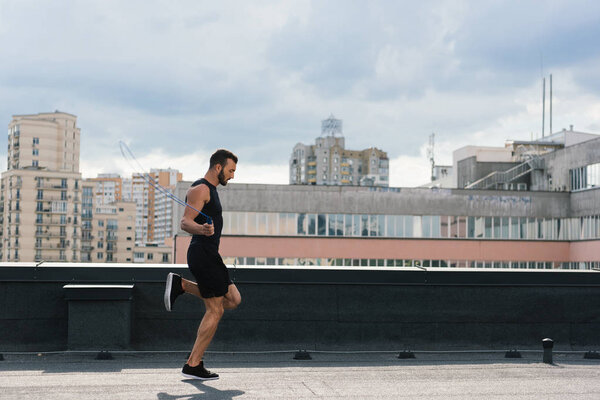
left=63, top=284, right=134, bottom=350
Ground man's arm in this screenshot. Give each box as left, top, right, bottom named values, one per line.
left=180, top=184, right=214, bottom=236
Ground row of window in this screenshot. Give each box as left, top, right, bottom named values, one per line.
left=570, top=162, right=600, bottom=191
left=222, top=212, right=600, bottom=241
left=221, top=256, right=599, bottom=270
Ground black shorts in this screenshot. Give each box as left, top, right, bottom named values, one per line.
left=187, top=243, right=231, bottom=298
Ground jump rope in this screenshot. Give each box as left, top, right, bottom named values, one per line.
left=118, top=141, right=212, bottom=224
left=119, top=141, right=237, bottom=280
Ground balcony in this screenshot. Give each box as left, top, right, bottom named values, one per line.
left=34, top=243, right=70, bottom=250
left=36, top=183, right=68, bottom=190
left=35, top=220, right=67, bottom=226
left=36, top=232, right=67, bottom=238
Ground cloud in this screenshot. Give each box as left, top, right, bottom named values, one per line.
left=1, top=0, right=600, bottom=187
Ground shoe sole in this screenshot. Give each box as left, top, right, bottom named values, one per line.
left=181, top=372, right=219, bottom=380
left=164, top=273, right=173, bottom=312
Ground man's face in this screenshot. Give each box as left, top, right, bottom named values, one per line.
left=217, top=158, right=236, bottom=186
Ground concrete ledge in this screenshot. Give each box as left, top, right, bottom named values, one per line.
left=63, top=284, right=134, bottom=350
left=1, top=265, right=600, bottom=351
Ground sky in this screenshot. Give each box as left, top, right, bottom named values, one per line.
left=2, top=0, right=600, bottom=187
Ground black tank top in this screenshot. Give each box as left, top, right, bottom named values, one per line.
left=187, top=178, right=223, bottom=249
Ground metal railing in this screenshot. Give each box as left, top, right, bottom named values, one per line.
left=465, top=156, right=544, bottom=190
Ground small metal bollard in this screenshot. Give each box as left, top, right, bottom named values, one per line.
left=96, top=350, right=113, bottom=360
left=505, top=349, right=522, bottom=358
left=398, top=350, right=416, bottom=359
left=542, top=338, right=553, bottom=364
left=294, top=350, right=312, bottom=360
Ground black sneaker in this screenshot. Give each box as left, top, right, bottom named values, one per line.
left=181, top=362, right=219, bottom=380
left=164, top=273, right=184, bottom=312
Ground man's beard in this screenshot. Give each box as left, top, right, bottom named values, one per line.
left=218, top=169, right=228, bottom=186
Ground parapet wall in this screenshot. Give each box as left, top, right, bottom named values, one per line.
left=1, top=264, right=600, bottom=352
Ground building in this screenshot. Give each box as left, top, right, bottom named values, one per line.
left=1, top=112, right=83, bottom=262
left=117, top=169, right=182, bottom=246
left=88, top=174, right=123, bottom=206
left=454, top=126, right=599, bottom=191
left=147, top=169, right=182, bottom=245
left=80, top=180, right=94, bottom=262
left=133, top=238, right=173, bottom=264
left=174, top=133, right=600, bottom=270
left=5, top=111, right=80, bottom=172
left=290, top=115, right=389, bottom=187
left=90, top=168, right=181, bottom=246
left=92, top=201, right=136, bottom=263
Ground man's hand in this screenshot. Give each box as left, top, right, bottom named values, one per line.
left=201, top=222, right=214, bottom=236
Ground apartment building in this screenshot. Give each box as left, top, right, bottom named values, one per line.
left=90, top=168, right=181, bottom=246
left=290, top=115, right=389, bottom=187
left=133, top=238, right=173, bottom=264
left=92, top=201, right=136, bottom=263
left=1, top=112, right=82, bottom=262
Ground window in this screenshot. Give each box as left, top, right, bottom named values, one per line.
left=32, top=160, right=38, bottom=167
left=97, top=252, right=103, bottom=259
left=33, top=137, right=39, bottom=145
left=32, top=149, right=39, bottom=156
left=162, top=253, right=170, bottom=262
left=147, top=253, right=154, bottom=260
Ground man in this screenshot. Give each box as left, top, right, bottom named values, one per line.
left=163, top=149, right=241, bottom=380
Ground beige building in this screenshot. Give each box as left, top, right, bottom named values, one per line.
left=119, top=169, right=181, bottom=246
left=1, top=111, right=83, bottom=262
left=133, top=238, right=173, bottom=264
left=1, top=169, right=82, bottom=262
left=91, top=201, right=136, bottom=263
left=290, top=115, right=389, bottom=186
left=7, top=111, right=80, bottom=172
left=88, top=174, right=123, bottom=206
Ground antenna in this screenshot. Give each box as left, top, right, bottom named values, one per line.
left=542, top=77, right=546, bottom=138
left=427, top=133, right=435, bottom=181
left=549, top=74, right=552, bottom=136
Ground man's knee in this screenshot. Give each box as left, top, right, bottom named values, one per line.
left=205, top=299, right=225, bottom=318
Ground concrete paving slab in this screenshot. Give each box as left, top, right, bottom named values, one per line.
left=1, top=352, right=599, bottom=399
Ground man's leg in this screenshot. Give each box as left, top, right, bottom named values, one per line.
left=223, top=283, right=242, bottom=310
left=181, top=277, right=203, bottom=299
left=187, top=296, right=225, bottom=367
left=183, top=280, right=241, bottom=311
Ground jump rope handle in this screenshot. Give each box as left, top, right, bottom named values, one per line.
left=206, top=216, right=213, bottom=225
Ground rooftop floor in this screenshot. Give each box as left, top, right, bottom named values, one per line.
left=2, top=352, right=600, bottom=399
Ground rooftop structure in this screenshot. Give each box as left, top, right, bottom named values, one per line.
left=452, top=127, right=600, bottom=191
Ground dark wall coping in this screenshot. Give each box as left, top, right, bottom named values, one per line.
left=1, top=263, right=599, bottom=287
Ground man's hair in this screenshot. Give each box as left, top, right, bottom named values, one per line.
left=209, top=149, right=238, bottom=169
